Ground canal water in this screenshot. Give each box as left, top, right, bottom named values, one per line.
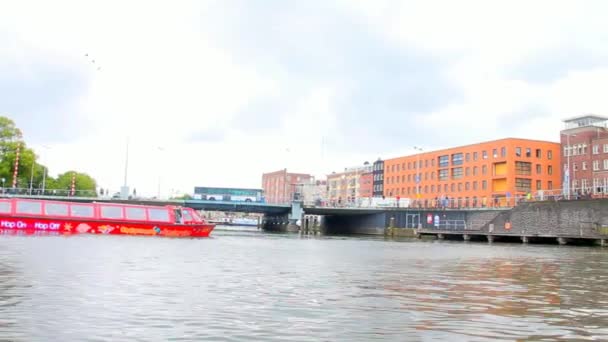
left=1, top=228, right=607, bottom=341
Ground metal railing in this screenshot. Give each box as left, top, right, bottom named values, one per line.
left=303, top=189, right=608, bottom=210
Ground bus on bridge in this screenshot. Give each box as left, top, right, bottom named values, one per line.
left=193, top=187, right=265, bottom=203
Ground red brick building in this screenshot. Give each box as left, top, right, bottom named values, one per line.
left=262, top=169, right=313, bottom=204
left=560, top=115, right=608, bottom=197
left=358, top=171, right=373, bottom=198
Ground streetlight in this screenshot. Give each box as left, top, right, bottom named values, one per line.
left=563, top=133, right=577, bottom=199
left=157, top=146, right=164, bottom=199
left=29, top=158, right=35, bottom=195
left=413, top=146, right=423, bottom=207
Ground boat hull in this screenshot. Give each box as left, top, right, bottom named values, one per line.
left=0, top=216, right=214, bottom=238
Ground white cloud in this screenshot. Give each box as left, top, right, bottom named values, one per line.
left=5, top=0, right=608, bottom=197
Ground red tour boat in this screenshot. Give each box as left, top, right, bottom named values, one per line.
left=0, top=198, right=215, bottom=237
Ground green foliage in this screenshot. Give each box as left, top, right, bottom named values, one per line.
left=172, top=194, right=193, bottom=200
left=54, top=171, right=98, bottom=197
left=0, top=116, right=98, bottom=195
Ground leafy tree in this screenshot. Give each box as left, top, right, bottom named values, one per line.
left=171, top=194, right=193, bottom=200
left=54, top=171, right=98, bottom=197
left=0, top=116, right=98, bottom=196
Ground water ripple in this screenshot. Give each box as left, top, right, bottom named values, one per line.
left=1, top=233, right=608, bottom=341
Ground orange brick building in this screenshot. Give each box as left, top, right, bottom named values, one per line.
left=383, top=138, right=561, bottom=207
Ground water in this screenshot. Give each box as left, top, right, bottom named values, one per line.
left=1, top=228, right=608, bottom=341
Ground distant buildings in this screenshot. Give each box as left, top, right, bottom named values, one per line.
left=560, top=114, right=608, bottom=196
left=383, top=138, right=561, bottom=207
left=372, top=159, right=384, bottom=197
left=261, top=169, right=312, bottom=204
left=260, top=114, right=608, bottom=206
left=327, top=163, right=373, bottom=205
left=295, top=179, right=328, bottom=205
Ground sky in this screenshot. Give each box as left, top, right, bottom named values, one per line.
left=2, top=0, right=608, bottom=197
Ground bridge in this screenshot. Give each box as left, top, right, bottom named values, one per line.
left=0, top=194, right=292, bottom=215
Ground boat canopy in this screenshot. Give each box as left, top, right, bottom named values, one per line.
left=0, top=198, right=203, bottom=224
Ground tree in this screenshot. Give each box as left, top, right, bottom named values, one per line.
left=0, top=115, right=99, bottom=195
left=0, top=117, right=40, bottom=190
left=54, top=171, right=98, bottom=197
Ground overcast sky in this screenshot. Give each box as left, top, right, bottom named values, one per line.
left=2, top=0, right=608, bottom=197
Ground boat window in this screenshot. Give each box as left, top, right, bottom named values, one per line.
left=45, top=202, right=69, bottom=216
left=190, top=210, right=202, bottom=222
left=125, top=207, right=146, bottom=220
left=182, top=210, right=193, bottom=222
left=100, top=205, right=124, bottom=219
left=147, top=208, right=170, bottom=222
left=71, top=204, right=94, bottom=218
left=16, top=201, right=42, bottom=215
left=0, top=201, right=11, bottom=214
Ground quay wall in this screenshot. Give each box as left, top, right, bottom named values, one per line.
left=479, top=199, right=608, bottom=238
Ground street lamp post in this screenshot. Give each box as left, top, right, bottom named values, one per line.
left=29, top=157, right=37, bottom=195
left=564, top=133, right=577, bottom=200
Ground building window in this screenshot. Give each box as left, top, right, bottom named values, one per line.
left=458, top=183, right=463, bottom=192
left=548, top=181, right=553, bottom=190
left=548, top=165, right=553, bottom=175
left=492, top=149, right=498, bottom=158
left=583, top=161, right=588, bottom=170
left=482, top=151, right=488, bottom=159
left=473, top=152, right=478, bottom=161
left=482, top=165, right=488, bottom=175
left=424, top=185, right=428, bottom=193
left=438, top=155, right=449, bottom=167
left=515, top=178, right=532, bottom=192
left=604, top=144, right=608, bottom=153
left=451, top=183, right=455, bottom=192
left=431, top=159, right=435, bottom=167
left=536, top=180, right=542, bottom=190
left=407, top=162, right=411, bottom=170
left=593, top=145, right=599, bottom=154
left=473, top=181, right=478, bottom=190
left=465, top=182, right=470, bottom=190
left=452, top=167, right=463, bottom=180
left=516, top=147, right=522, bottom=157
left=536, top=164, right=541, bottom=175
left=482, top=180, right=487, bottom=190
left=501, top=147, right=507, bottom=158
left=526, top=148, right=531, bottom=157
left=473, top=166, right=478, bottom=176
left=548, top=150, right=553, bottom=159
left=452, top=153, right=464, bottom=166
left=465, top=167, right=470, bottom=176
left=515, top=161, right=532, bottom=175
left=604, top=159, right=608, bottom=170
left=425, top=160, right=429, bottom=168
left=431, top=171, right=435, bottom=180
left=465, top=153, right=470, bottom=162
left=593, top=160, right=600, bottom=171
left=444, top=184, right=448, bottom=192
left=431, top=185, right=435, bottom=193
left=439, top=169, right=449, bottom=181
left=535, top=149, right=541, bottom=158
